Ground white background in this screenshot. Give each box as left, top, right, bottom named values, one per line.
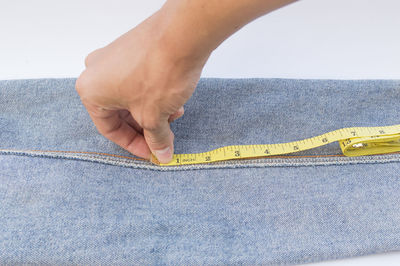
left=0, top=0, right=399, bottom=80
left=1, top=0, right=400, bottom=264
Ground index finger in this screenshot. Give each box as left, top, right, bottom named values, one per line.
left=86, top=107, right=151, bottom=160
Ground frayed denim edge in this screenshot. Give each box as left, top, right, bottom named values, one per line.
left=1, top=149, right=400, bottom=172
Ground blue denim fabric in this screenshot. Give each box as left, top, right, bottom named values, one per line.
left=1, top=78, right=400, bottom=265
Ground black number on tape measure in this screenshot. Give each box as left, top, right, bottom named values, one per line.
left=379, top=130, right=385, bottom=134
left=176, top=158, right=180, bottom=163
left=322, top=137, right=328, bottom=143
left=351, top=131, right=356, bottom=136
left=264, top=149, right=270, bottom=154
left=342, top=138, right=351, bottom=145
left=293, top=145, right=299, bottom=150
left=235, top=151, right=241, bottom=157
left=205, top=156, right=211, bottom=161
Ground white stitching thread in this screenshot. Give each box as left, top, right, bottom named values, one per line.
left=1, top=149, right=400, bottom=171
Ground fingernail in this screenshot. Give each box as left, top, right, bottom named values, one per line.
left=155, top=147, right=173, bottom=164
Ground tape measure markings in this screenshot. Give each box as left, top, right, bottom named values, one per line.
left=150, top=124, right=400, bottom=166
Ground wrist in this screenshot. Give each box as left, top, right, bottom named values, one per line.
left=153, top=0, right=298, bottom=64
left=151, top=3, right=216, bottom=67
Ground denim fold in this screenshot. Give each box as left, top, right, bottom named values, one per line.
left=1, top=78, right=400, bottom=265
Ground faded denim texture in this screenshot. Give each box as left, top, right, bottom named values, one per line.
left=1, top=78, right=400, bottom=265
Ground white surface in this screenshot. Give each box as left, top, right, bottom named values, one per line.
left=0, top=0, right=399, bottom=80
left=1, top=0, right=400, bottom=264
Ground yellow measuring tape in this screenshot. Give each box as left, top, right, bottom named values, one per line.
left=150, top=124, right=400, bottom=166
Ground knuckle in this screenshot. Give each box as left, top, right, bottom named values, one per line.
left=103, top=121, right=122, bottom=137
left=141, top=117, right=161, bottom=132
left=75, top=73, right=87, bottom=94
left=75, top=70, right=94, bottom=96
left=84, top=53, right=94, bottom=68
left=84, top=48, right=101, bottom=67
left=84, top=55, right=90, bottom=68
left=177, top=107, right=184, bottom=116
left=145, top=124, right=174, bottom=148
left=146, top=133, right=170, bottom=148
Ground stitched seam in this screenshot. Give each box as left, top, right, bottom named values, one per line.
left=1, top=148, right=400, bottom=171
left=3, top=148, right=348, bottom=160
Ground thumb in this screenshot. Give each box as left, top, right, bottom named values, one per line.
left=143, top=119, right=174, bottom=164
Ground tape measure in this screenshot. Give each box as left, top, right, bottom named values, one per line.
left=150, top=124, right=400, bottom=166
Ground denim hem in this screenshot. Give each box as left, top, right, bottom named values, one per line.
left=1, top=148, right=400, bottom=171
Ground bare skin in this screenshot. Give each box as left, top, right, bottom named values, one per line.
left=75, top=0, right=297, bottom=164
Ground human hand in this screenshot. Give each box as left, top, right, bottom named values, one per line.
left=75, top=11, right=209, bottom=164
left=75, top=0, right=297, bottom=164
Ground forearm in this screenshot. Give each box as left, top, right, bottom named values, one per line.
left=155, top=0, right=298, bottom=61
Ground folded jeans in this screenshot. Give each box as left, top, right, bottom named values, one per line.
left=1, top=78, right=400, bottom=265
